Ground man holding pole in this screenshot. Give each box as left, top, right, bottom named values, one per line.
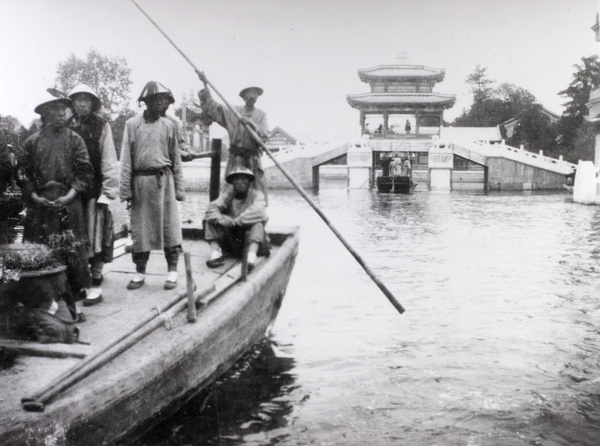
left=129, top=0, right=405, bottom=315
left=196, top=71, right=269, bottom=200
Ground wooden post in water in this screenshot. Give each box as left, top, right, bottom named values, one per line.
left=184, top=253, right=196, bottom=323
left=209, top=139, right=221, bottom=201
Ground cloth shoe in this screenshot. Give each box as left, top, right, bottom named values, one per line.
left=206, top=250, right=224, bottom=268
left=206, top=256, right=225, bottom=268
left=127, top=274, right=145, bottom=290
left=164, top=271, right=178, bottom=290
left=83, top=288, right=103, bottom=306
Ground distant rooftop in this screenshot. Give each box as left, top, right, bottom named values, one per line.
left=358, top=65, right=446, bottom=83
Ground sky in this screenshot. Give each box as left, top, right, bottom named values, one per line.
left=0, top=0, right=599, bottom=142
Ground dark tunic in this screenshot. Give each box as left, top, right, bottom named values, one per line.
left=18, top=126, right=94, bottom=293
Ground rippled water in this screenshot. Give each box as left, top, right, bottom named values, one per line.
left=135, top=184, right=600, bottom=446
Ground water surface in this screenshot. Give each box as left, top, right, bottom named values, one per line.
left=136, top=185, right=600, bottom=446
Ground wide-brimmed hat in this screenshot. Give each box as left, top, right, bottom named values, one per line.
left=34, top=88, right=71, bottom=115
left=138, top=81, right=175, bottom=104
left=226, top=167, right=255, bottom=183
left=239, top=86, right=263, bottom=98
left=68, top=83, right=102, bottom=112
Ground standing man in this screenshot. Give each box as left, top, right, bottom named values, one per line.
left=120, top=81, right=185, bottom=290
left=18, top=89, right=94, bottom=319
left=68, top=84, right=119, bottom=306
left=204, top=167, right=269, bottom=272
left=196, top=71, right=269, bottom=200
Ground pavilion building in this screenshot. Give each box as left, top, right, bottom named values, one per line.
left=346, top=65, right=456, bottom=187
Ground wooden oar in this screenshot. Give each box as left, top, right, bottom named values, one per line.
left=130, top=0, right=405, bottom=315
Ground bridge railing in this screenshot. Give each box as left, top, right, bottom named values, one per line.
left=445, top=137, right=576, bottom=175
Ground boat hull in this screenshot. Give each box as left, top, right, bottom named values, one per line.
left=0, top=226, right=299, bottom=445
left=376, top=175, right=416, bottom=194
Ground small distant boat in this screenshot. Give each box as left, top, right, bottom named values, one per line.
left=376, top=175, right=416, bottom=194
left=0, top=224, right=299, bottom=445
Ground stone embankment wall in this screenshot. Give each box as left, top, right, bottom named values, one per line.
left=486, top=157, right=567, bottom=190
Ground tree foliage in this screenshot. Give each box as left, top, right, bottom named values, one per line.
left=508, top=106, right=560, bottom=157
left=0, top=115, right=34, bottom=149
left=453, top=66, right=537, bottom=127
left=453, top=66, right=560, bottom=157
left=55, top=49, right=133, bottom=120
left=557, top=55, right=600, bottom=159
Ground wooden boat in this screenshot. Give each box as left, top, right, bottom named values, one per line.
left=376, top=175, right=416, bottom=194
left=0, top=224, right=299, bottom=445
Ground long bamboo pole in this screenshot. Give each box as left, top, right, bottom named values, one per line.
left=129, top=0, right=405, bottom=315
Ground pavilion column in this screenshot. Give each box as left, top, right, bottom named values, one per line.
left=360, top=111, right=365, bottom=132
left=415, top=111, right=420, bottom=135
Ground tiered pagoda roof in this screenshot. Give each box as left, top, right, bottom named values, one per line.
left=347, top=64, right=456, bottom=112
left=358, top=65, right=446, bottom=83
left=347, top=93, right=456, bottom=109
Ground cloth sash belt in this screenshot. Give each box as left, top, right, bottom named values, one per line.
left=229, top=146, right=260, bottom=157
left=38, top=180, right=69, bottom=194
left=133, top=167, right=171, bottom=187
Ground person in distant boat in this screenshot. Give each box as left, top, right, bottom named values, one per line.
left=68, top=84, right=119, bottom=306
left=402, top=157, right=412, bottom=177
left=380, top=155, right=393, bottom=177
left=405, top=119, right=411, bottom=134
left=18, top=90, right=94, bottom=320
left=119, top=81, right=185, bottom=291
left=196, top=71, right=269, bottom=201
left=204, top=167, right=269, bottom=272
left=390, top=156, right=402, bottom=176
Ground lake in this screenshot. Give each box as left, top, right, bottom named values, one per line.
left=128, top=184, right=600, bottom=446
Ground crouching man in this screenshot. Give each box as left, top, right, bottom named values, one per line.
left=204, top=167, right=269, bottom=271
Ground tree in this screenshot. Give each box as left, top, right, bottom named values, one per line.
left=453, top=67, right=539, bottom=127
left=466, top=65, right=495, bottom=102
left=55, top=49, right=133, bottom=121
left=508, top=105, right=560, bottom=157
left=54, top=49, right=135, bottom=157
left=453, top=66, right=562, bottom=156
left=557, top=55, right=600, bottom=155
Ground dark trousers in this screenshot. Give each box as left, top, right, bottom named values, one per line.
left=204, top=222, right=268, bottom=257
left=131, top=245, right=181, bottom=274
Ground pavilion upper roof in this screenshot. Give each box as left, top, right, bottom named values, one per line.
left=358, top=65, right=446, bottom=83
left=346, top=93, right=456, bottom=109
